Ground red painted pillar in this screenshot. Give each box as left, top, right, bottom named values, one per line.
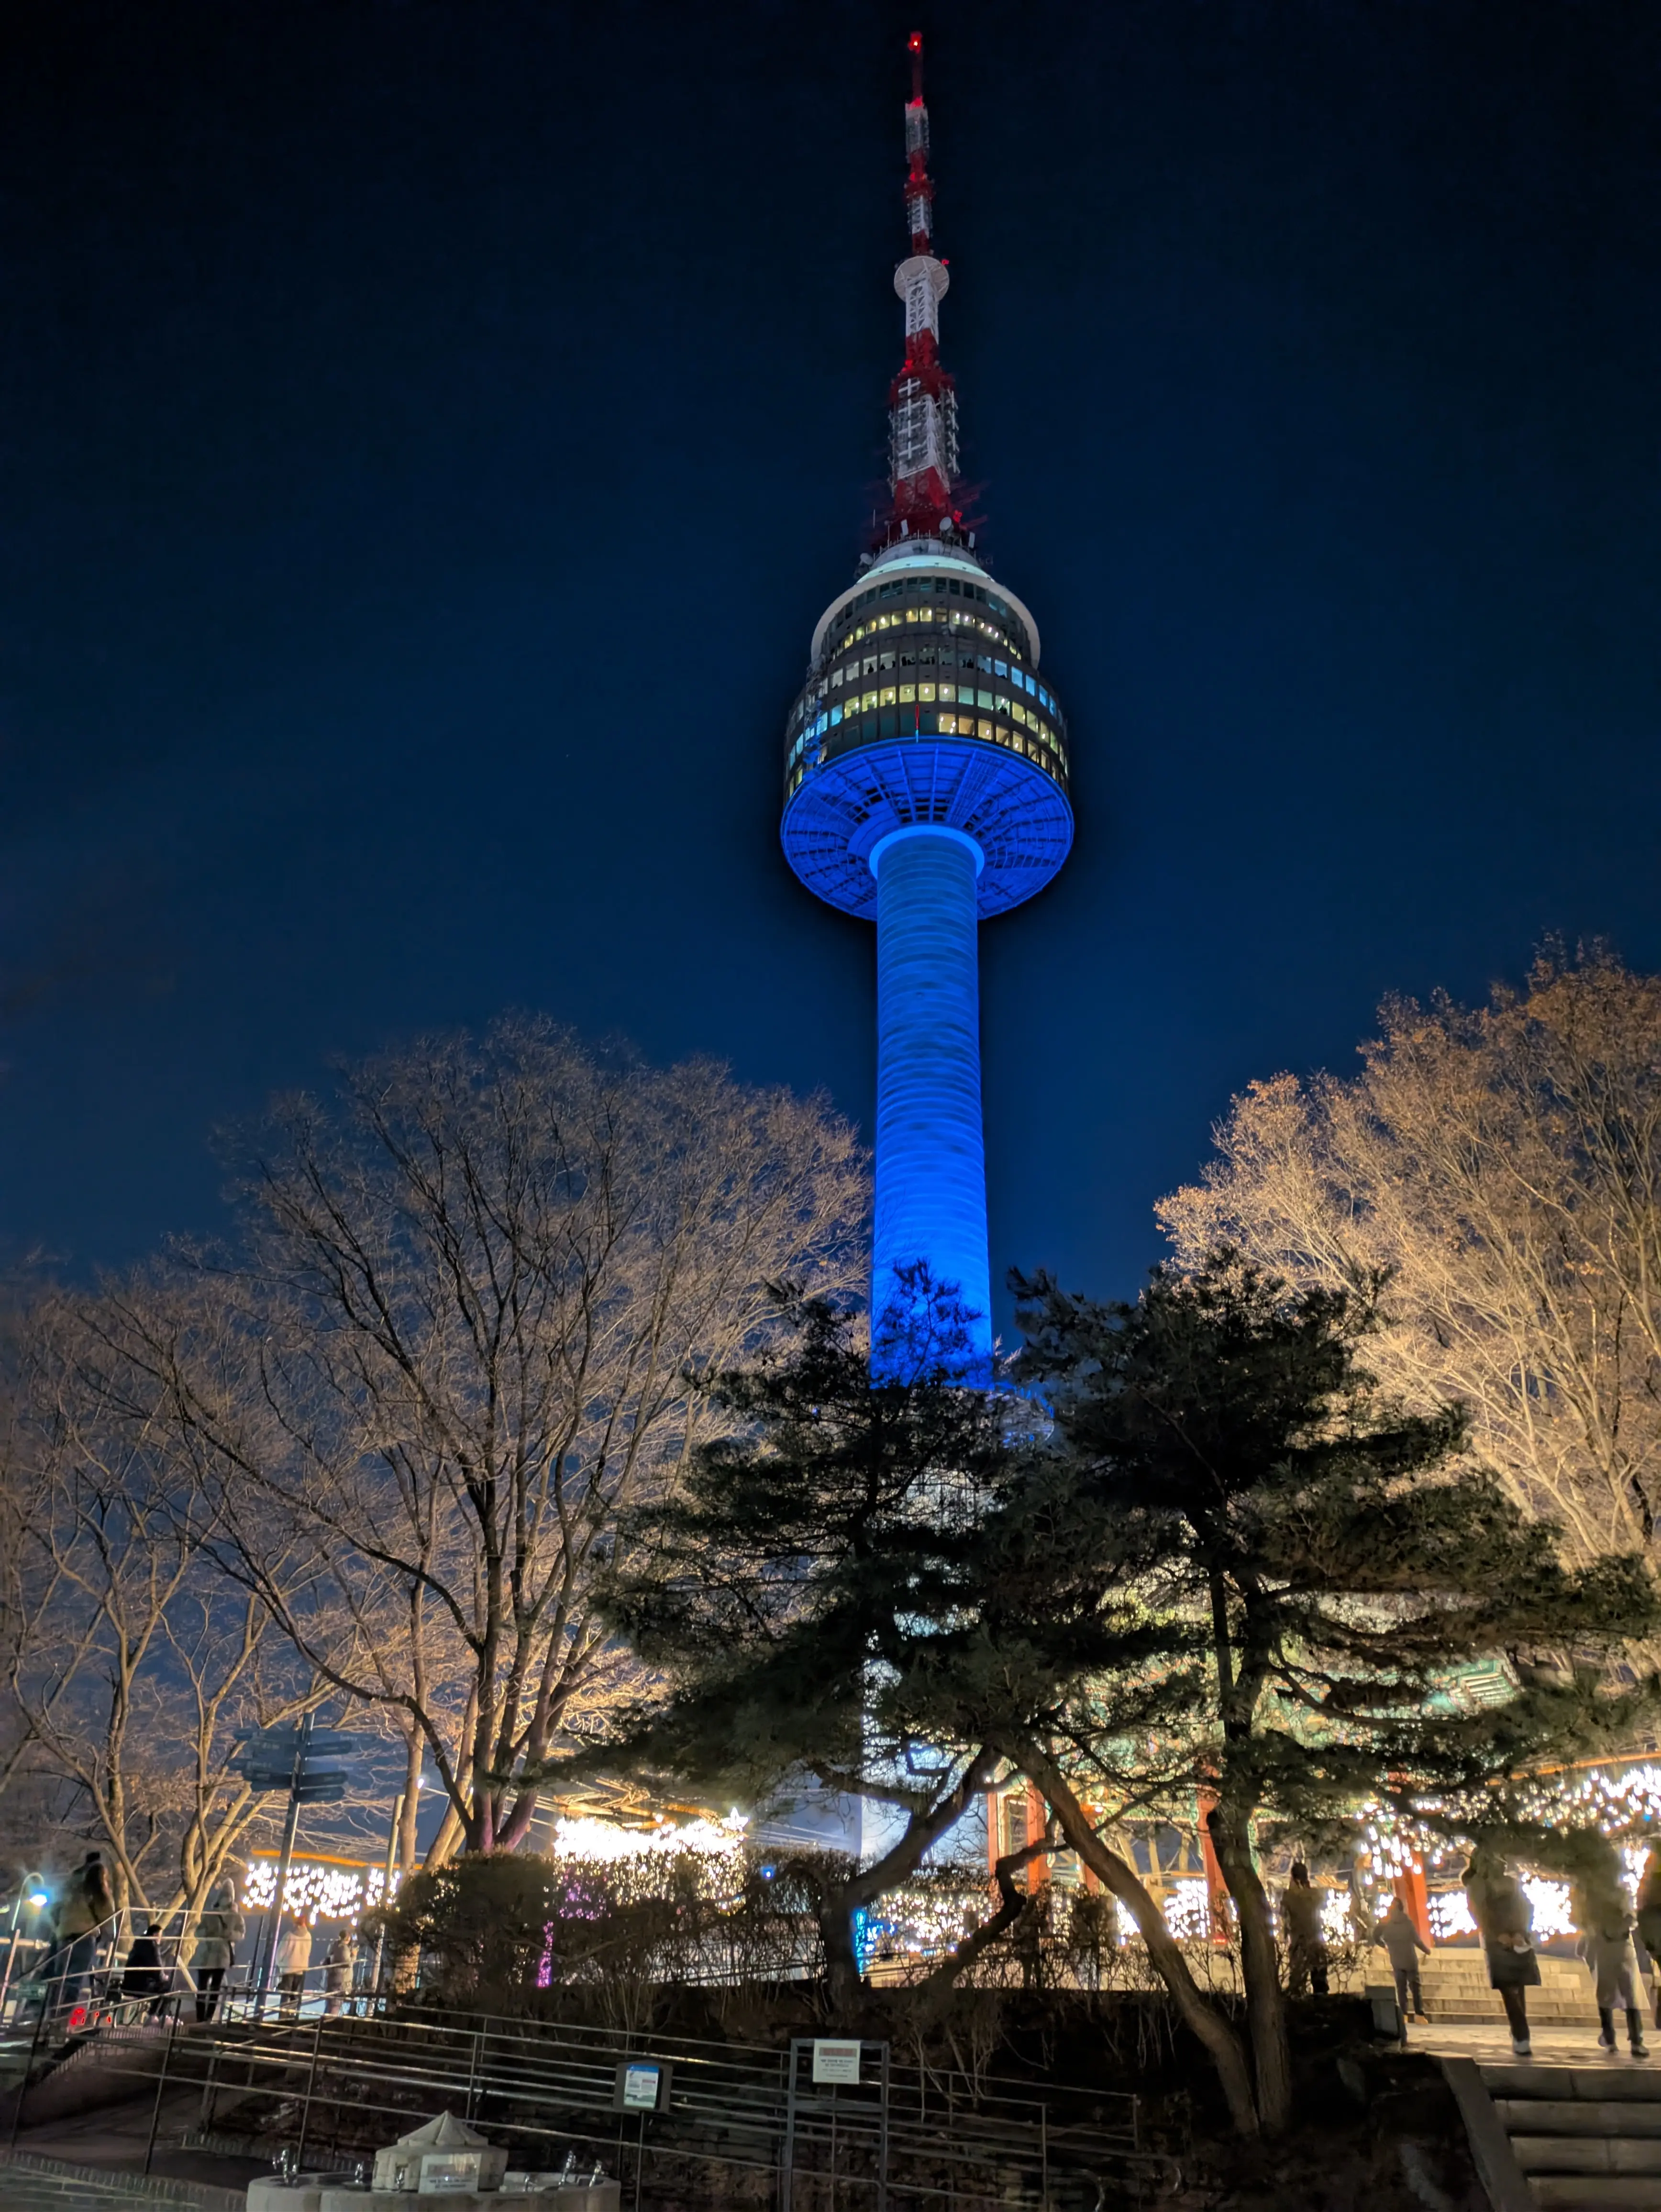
left=1393, top=1857, right=1433, bottom=1947
left=1196, top=1786, right=1231, bottom=1945
left=1026, top=1783, right=1049, bottom=1891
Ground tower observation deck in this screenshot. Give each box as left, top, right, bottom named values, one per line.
left=779, top=35, right=1074, bottom=1374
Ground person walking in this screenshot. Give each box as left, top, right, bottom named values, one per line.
left=1281, top=1862, right=1330, bottom=1998
left=275, top=1916, right=312, bottom=2023
left=322, top=1928, right=357, bottom=2016
left=45, top=1850, right=116, bottom=2019
left=190, top=1878, right=245, bottom=2023
left=1575, top=1879, right=1650, bottom=2058
left=1635, top=1840, right=1661, bottom=2030
left=1466, top=1850, right=1539, bottom=2058
left=1377, top=1896, right=1431, bottom=2025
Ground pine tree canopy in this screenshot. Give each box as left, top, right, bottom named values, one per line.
left=1002, top=1252, right=1661, bottom=1843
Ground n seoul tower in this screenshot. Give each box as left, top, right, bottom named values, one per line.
left=779, top=34, right=1073, bottom=1374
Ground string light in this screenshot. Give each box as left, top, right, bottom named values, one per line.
left=244, top=1855, right=395, bottom=1924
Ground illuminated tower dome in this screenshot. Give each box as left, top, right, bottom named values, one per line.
left=779, top=34, right=1073, bottom=1374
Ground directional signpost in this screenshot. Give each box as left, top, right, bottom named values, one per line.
left=232, top=1714, right=363, bottom=2010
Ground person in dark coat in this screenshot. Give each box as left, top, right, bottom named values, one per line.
left=119, top=1921, right=173, bottom=2016
left=1465, top=1850, right=1540, bottom=2058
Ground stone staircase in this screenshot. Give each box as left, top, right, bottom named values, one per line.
left=1419, top=1949, right=1606, bottom=2026
left=1446, top=2061, right=1661, bottom=2210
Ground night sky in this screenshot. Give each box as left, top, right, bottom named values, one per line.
left=7, top=0, right=1661, bottom=1329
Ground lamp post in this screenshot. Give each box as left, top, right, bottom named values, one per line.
left=0, top=1874, right=49, bottom=2018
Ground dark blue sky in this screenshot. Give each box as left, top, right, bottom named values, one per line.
left=6, top=0, right=1661, bottom=1325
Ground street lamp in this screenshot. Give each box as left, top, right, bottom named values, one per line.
left=0, top=1874, right=49, bottom=2017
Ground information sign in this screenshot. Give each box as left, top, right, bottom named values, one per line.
left=811, top=2039, right=863, bottom=2085
left=615, top=2058, right=670, bottom=2113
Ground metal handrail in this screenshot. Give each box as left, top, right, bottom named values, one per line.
left=5, top=1984, right=1160, bottom=2205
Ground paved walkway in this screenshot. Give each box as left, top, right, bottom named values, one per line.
left=1408, top=2020, right=1661, bottom=2067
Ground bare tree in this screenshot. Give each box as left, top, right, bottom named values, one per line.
left=1160, top=948, right=1661, bottom=1570
left=157, top=1021, right=865, bottom=1860
left=3, top=1286, right=328, bottom=1911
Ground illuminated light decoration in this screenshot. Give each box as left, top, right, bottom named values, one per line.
left=1163, top=1879, right=1213, bottom=1942
left=532, top=1815, right=752, bottom=1988
left=244, top=1852, right=397, bottom=1925
left=543, top=1813, right=747, bottom=1867
left=778, top=35, right=1074, bottom=1372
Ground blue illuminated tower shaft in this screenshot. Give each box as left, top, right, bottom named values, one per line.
left=872, top=827, right=992, bottom=1364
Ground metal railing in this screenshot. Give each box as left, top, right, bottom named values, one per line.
left=5, top=1981, right=1175, bottom=2208
left=1, top=1909, right=384, bottom=2053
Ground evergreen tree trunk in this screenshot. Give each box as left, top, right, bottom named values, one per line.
left=817, top=1890, right=863, bottom=2009
left=1011, top=1737, right=1260, bottom=2136
left=1207, top=1800, right=1291, bottom=2133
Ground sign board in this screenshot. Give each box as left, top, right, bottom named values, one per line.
left=615, top=2058, right=671, bottom=2113
left=233, top=1732, right=358, bottom=1764
left=811, top=2040, right=863, bottom=2086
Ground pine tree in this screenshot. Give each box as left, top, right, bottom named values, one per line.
left=596, top=1273, right=1021, bottom=1999
left=1001, top=1252, right=1661, bottom=2130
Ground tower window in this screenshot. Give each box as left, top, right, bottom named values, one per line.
left=898, top=684, right=915, bottom=703
left=919, top=683, right=936, bottom=701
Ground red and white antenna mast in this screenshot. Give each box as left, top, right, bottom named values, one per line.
left=883, top=31, right=962, bottom=549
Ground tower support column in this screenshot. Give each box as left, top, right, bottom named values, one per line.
left=870, top=825, right=992, bottom=1371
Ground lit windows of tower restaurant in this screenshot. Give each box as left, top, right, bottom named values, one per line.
left=778, top=33, right=1074, bottom=1376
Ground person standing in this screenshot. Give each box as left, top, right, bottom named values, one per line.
left=275, top=1916, right=312, bottom=2023
left=1574, top=1879, right=1649, bottom=2058
left=322, top=1928, right=357, bottom=2016
left=1465, top=1850, right=1539, bottom=2058
left=1635, top=1840, right=1661, bottom=2031
left=190, top=1878, right=244, bottom=2024
left=1281, top=1862, right=1330, bottom=1998
left=46, top=1850, right=116, bottom=2019
left=118, top=1921, right=173, bottom=2017
left=1376, top=1896, right=1431, bottom=2024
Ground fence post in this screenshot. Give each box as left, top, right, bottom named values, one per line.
left=876, top=2041, right=890, bottom=2212
left=781, top=2040, right=803, bottom=2212
left=295, top=2010, right=326, bottom=2170
left=465, top=2024, right=484, bottom=2123
left=6, top=1971, right=52, bottom=2152
left=143, top=2002, right=181, bottom=2176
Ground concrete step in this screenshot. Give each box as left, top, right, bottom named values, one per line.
left=1484, top=2068, right=1661, bottom=2101
left=1515, top=2139, right=1661, bottom=2176
left=1499, top=2103, right=1661, bottom=2138
left=1528, top=2181, right=1661, bottom=2207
